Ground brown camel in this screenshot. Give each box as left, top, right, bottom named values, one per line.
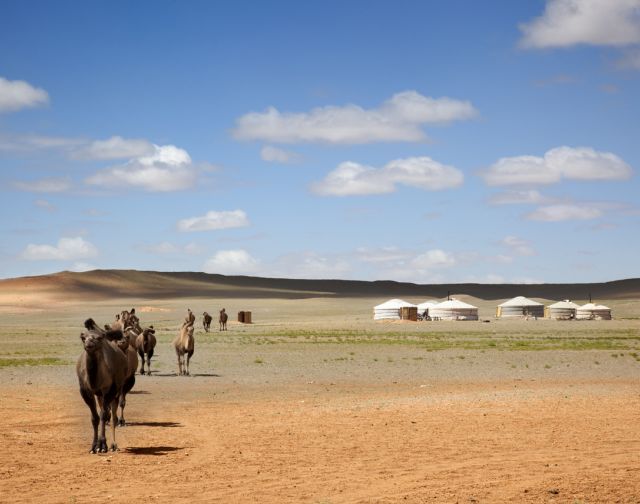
left=135, top=326, right=156, bottom=375
left=202, top=312, right=212, bottom=332
left=77, top=319, right=127, bottom=453
left=173, top=322, right=195, bottom=376
left=116, top=329, right=139, bottom=426
left=219, top=308, right=228, bottom=331
left=184, top=308, right=196, bottom=327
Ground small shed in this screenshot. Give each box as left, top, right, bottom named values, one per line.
left=496, top=296, right=544, bottom=318
left=576, top=303, right=612, bottom=320
left=545, top=300, right=580, bottom=320
left=373, top=299, right=416, bottom=321
left=429, top=299, right=478, bottom=321
left=237, top=311, right=252, bottom=323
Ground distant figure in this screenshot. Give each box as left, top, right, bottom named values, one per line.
left=422, top=310, right=428, bottom=321
left=219, top=308, right=228, bottom=331
left=185, top=308, right=196, bottom=328
left=202, top=312, right=212, bottom=332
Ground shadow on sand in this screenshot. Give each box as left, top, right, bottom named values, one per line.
left=128, top=390, right=151, bottom=395
left=124, top=446, right=183, bottom=456
left=126, top=421, right=182, bottom=428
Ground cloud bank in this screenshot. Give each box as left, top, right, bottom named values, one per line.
left=177, top=210, right=249, bottom=232
left=203, top=249, right=260, bottom=275
left=86, top=144, right=198, bottom=191
left=0, top=77, right=49, bottom=113
left=312, top=156, right=464, bottom=196
left=482, top=146, right=632, bottom=186
left=21, top=237, right=98, bottom=261
left=233, top=91, right=477, bottom=144
left=519, top=0, right=640, bottom=49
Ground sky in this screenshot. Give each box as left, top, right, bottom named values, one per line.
left=1, top=0, right=639, bottom=283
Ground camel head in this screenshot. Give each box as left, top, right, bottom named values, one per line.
left=80, top=330, right=103, bottom=353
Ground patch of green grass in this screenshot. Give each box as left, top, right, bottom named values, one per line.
left=253, top=358, right=264, bottom=364
left=0, top=357, right=69, bottom=367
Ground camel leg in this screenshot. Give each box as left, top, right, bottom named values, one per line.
left=80, top=387, right=99, bottom=453
left=177, top=352, right=182, bottom=376
left=98, top=401, right=109, bottom=453
left=110, top=396, right=119, bottom=451
left=147, top=348, right=154, bottom=376
left=138, top=350, right=145, bottom=375
left=186, top=351, right=192, bottom=376
left=118, top=375, right=135, bottom=426
left=101, top=385, right=119, bottom=452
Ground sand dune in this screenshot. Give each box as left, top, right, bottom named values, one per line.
left=1, top=269, right=638, bottom=303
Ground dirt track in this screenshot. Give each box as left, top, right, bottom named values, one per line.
left=2, top=375, right=639, bottom=503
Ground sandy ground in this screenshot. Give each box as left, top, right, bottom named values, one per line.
left=1, top=296, right=639, bottom=503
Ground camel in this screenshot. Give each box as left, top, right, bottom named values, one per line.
left=116, top=329, right=139, bottom=426
left=173, top=322, right=195, bottom=376
left=202, top=312, right=212, bottom=332
left=219, top=308, right=228, bottom=331
left=77, top=319, right=127, bottom=453
left=185, top=308, right=195, bottom=327
left=135, top=326, right=157, bottom=375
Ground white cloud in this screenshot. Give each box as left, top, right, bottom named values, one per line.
left=21, top=237, right=98, bottom=261
left=312, top=156, right=464, bottom=196
left=233, top=90, right=477, bottom=144
left=0, top=77, right=49, bottom=113
left=526, top=204, right=603, bottom=221
left=500, top=236, right=536, bottom=256
left=73, top=136, right=155, bottom=160
left=483, top=146, right=632, bottom=186
left=410, top=249, right=457, bottom=270
left=203, top=249, right=260, bottom=275
left=177, top=210, right=249, bottom=232
left=519, top=0, right=640, bottom=49
left=14, top=177, right=72, bottom=193
left=260, top=145, right=301, bottom=164
left=489, top=189, right=548, bottom=205
left=85, top=144, right=197, bottom=191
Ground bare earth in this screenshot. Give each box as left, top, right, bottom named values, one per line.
left=0, top=290, right=639, bottom=503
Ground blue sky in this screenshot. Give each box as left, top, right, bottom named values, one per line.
left=1, top=0, right=639, bottom=283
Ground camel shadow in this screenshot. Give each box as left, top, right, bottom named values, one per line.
left=126, top=421, right=182, bottom=428
left=124, top=446, right=183, bottom=456
left=129, top=390, right=151, bottom=395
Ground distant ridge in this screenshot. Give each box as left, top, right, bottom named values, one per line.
left=1, top=270, right=639, bottom=301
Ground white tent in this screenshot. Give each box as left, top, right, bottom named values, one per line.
left=576, top=303, right=612, bottom=320
left=545, top=300, right=580, bottom=320
left=429, top=299, right=478, bottom=321
left=496, top=296, right=544, bottom=318
left=417, top=300, right=439, bottom=318
left=373, top=299, right=417, bottom=320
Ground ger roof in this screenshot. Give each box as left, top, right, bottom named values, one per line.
left=374, top=299, right=416, bottom=309
left=433, top=298, right=478, bottom=309
left=498, top=296, right=543, bottom=307
left=548, top=300, right=580, bottom=309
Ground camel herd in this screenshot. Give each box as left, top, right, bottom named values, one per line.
left=76, top=306, right=228, bottom=454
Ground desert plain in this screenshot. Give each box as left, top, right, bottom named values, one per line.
left=0, top=272, right=639, bottom=503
